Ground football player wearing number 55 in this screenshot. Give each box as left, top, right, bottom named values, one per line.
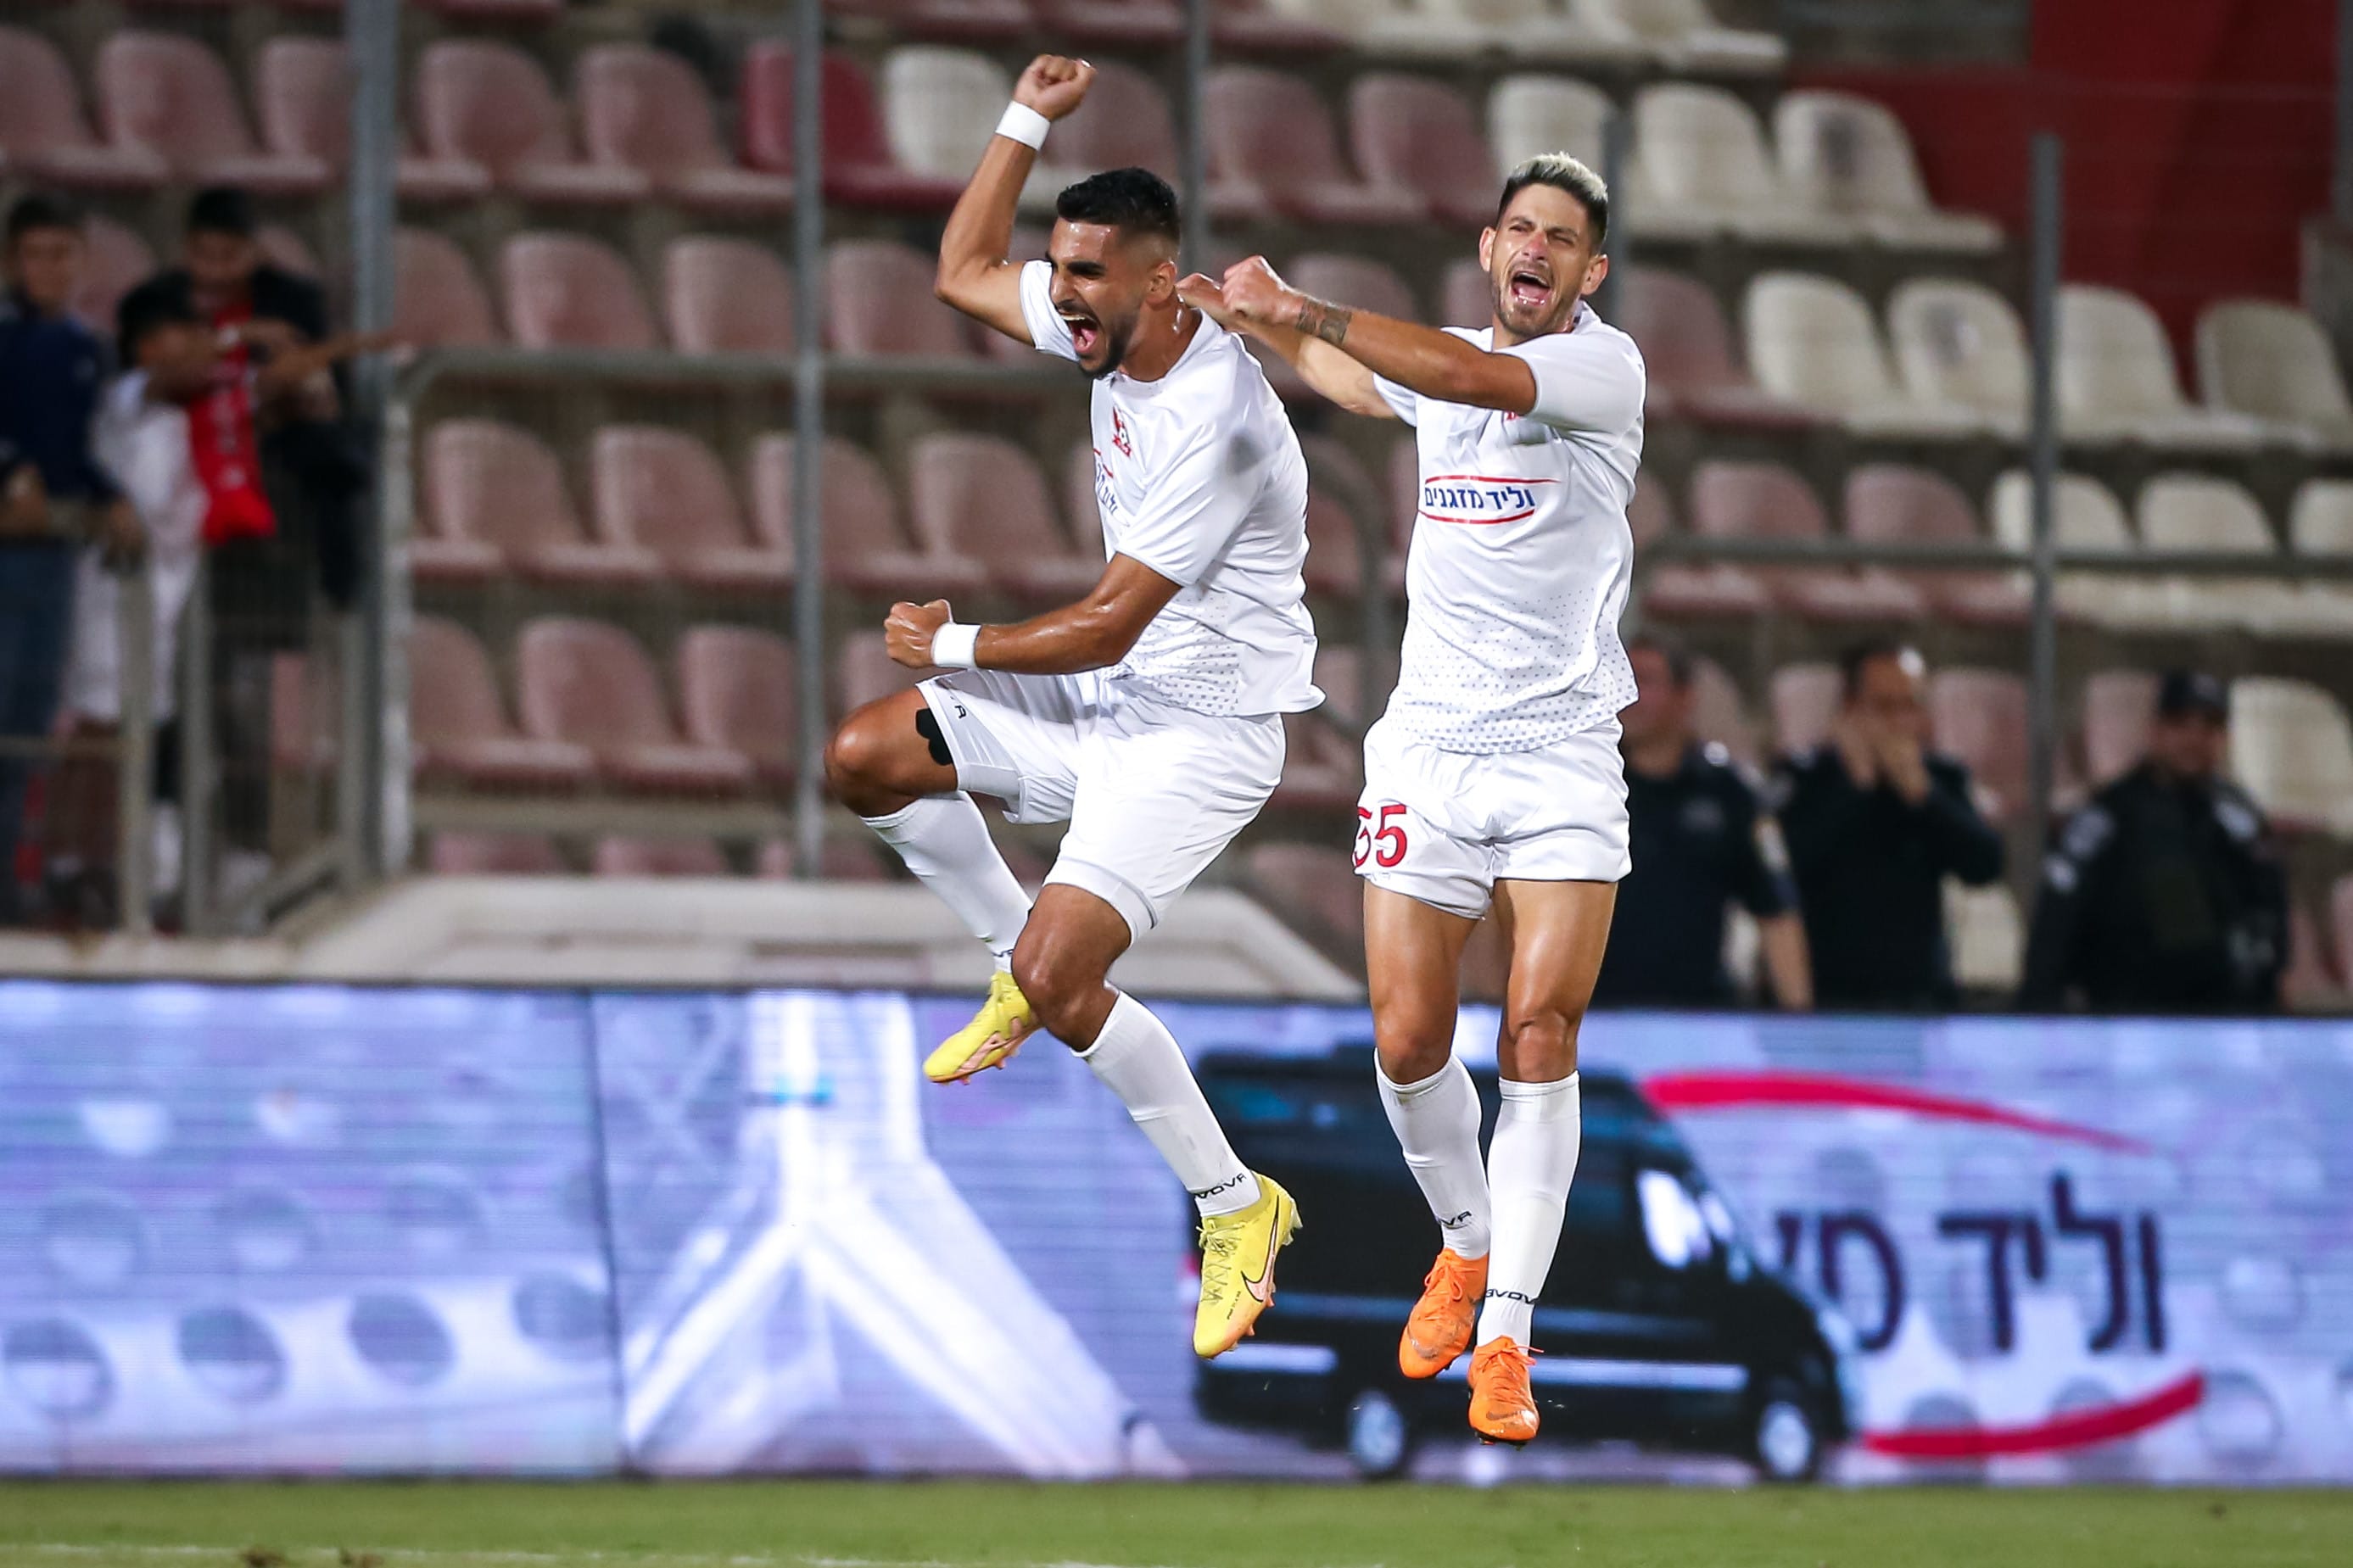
left=1182, top=154, right=1646, bottom=1446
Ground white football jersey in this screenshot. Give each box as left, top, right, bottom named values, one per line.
left=1019, top=260, right=1319, bottom=718
left=1373, top=302, right=1646, bottom=752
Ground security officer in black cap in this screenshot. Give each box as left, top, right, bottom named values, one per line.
left=2020, top=672, right=2287, bottom=1013
left=1594, top=636, right=1813, bottom=1009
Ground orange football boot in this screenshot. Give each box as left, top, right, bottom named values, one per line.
left=1398, top=1249, right=1487, bottom=1378
left=1467, top=1337, right=1540, bottom=1445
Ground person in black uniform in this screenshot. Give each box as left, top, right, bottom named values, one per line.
left=1595, top=636, right=1811, bottom=1008
left=2020, top=672, right=2286, bottom=1014
left=1774, top=640, right=2005, bottom=1011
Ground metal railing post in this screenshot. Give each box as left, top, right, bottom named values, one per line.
left=349, top=0, right=400, bottom=886
left=114, top=561, right=153, bottom=936
left=1180, top=0, right=1212, bottom=277
left=1597, top=108, right=1630, bottom=321
left=179, top=550, right=215, bottom=934
left=790, top=0, right=829, bottom=877
left=2025, top=132, right=2064, bottom=862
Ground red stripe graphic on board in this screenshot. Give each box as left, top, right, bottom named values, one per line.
left=1863, top=1373, right=2205, bottom=1459
left=1639, top=1069, right=2152, bottom=1154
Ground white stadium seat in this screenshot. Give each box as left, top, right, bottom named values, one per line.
left=1573, top=0, right=1786, bottom=74
left=2194, top=299, right=2353, bottom=453
left=2286, top=479, right=2353, bottom=638
left=1988, top=470, right=2165, bottom=630
left=880, top=47, right=1010, bottom=181
left=1773, top=91, right=2000, bottom=253
left=1486, top=74, right=1613, bottom=179
left=2133, top=473, right=2301, bottom=635
left=1629, top=85, right=1842, bottom=246
left=2057, top=284, right=2273, bottom=451
left=1886, top=277, right=2032, bottom=438
left=1743, top=271, right=1977, bottom=436
left=2229, top=678, right=2353, bottom=836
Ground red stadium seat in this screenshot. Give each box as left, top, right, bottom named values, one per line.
left=825, top=240, right=975, bottom=358
left=428, top=832, right=567, bottom=875
left=593, top=836, right=732, bottom=877
left=824, top=0, right=1035, bottom=44
left=833, top=629, right=922, bottom=717
left=1245, top=843, right=1364, bottom=948
left=1037, top=0, right=1185, bottom=46
left=410, top=616, right=596, bottom=790
left=907, top=433, right=1098, bottom=600
left=1204, top=67, right=1423, bottom=226
left=1689, top=460, right=1928, bottom=622
left=1631, top=473, right=1776, bottom=622
left=95, top=33, right=328, bottom=194
left=1298, top=433, right=1380, bottom=597
left=420, top=419, right=662, bottom=586
left=517, top=618, right=756, bottom=795
left=1347, top=74, right=1495, bottom=228
left=1032, top=61, right=1250, bottom=219
left=2079, top=669, right=2158, bottom=786
left=663, top=236, right=795, bottom=356
left=1210, top=0, right=1349, bottom=54
left=500, top=232, right=662, bottom=351
left=0, top=26, right=169, bottom=191
left=1769, top=662, right=1841, bottom=757
left=414, top=41, right=647, bottom=204
left=1440, top=259, right=1490, bottom=329
left=575, top=45, right=795, bottom=215
left=1288, top=253, right=1422, bottom=325
left=739, top=46, right=964, bottom=211
left=1614, top=271, right=1818, bottom=432
left=394, top=228, right=501, bottom=349
left=256, top=225, right=317, bottom=278
left=757, top=837, right=892, bottom=880
left=1842, top=464, right=2026, bottom=627
left=1929, top=668, right=2041, bottom=822
left=418, top=0, right=564, bottom=19
left=749, top=435, right=983, bottom=599
left=74, top=218, right=158, bottom=334
left=250, top=36, right=489, bottom=201
left=676, top=625, right=801, bottom=789
left=591, top=426, right=788, bottom=594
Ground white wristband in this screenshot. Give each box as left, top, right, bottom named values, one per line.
left=995, top=102, right=1050, bottom=151
left=930, top=622, right=981, bottom=670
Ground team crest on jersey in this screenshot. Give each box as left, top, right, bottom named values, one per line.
left=1092, top=446, right=1119, bottom=516
left=1110, top=408, right=1133, bottom=457
left=1419, top=472, right=1559, bottom=525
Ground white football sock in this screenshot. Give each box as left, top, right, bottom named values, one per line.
left=863, top=793, right=1031, bottom=969
left=1081, top=992, right=1262, bottom=1218
left=1378, top=1056, right=1490, bottom=1259
left=1477, top=1072, right=1580, bottom=1348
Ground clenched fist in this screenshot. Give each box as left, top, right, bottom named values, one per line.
left=885, top=599, right=954, bottom=668
left=1216, top=257, right=1299, bottom=327
left=1014, top=55, right=1095, bottom=122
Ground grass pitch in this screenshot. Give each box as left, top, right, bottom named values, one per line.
left=1, top=1480, right=2344, bottom=1568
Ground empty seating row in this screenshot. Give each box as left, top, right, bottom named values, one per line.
left=428, top=832, right=888, bottom=880
left=1239, top=0, right=1781, bottom=72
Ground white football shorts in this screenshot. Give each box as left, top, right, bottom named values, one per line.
left=919, top=667, right=1285, bottom=943
left=1355, top=714, right=1631, bottom=919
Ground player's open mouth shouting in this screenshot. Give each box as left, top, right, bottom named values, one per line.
left=1504, top=256, right=1553, bottom=315
left=1059, top=303, right=1103, bottom=359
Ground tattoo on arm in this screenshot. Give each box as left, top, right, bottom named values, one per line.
left=1293, top=297, right=1352, bottom=347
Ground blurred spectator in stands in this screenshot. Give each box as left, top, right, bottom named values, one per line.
left=0, top=193, right=140, bottom=923
left=44, top=282, right=218, bottom=924
left=1774, top=640, right=2004, bottom=1011
left=1594, top=635, right=1811, bottom=1011
left=2020, top=672, right=2286, bottom=1014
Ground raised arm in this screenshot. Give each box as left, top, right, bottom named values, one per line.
left=883, top=555, right=1180, bottom=677
left=1177, top=275, right=1393, bottom=420
left=933, top=55, right=1095, bottom=344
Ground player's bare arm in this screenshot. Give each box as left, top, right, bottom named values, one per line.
left=1176, top=273, right=1393, bottom=420
left=882, top=553, right=1181, bottom=676
left=932, top=54, right=1095, bottom=343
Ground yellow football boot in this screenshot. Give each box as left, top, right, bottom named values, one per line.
left=922, top=969, right=1037, bottom=1085
left=1192, top=1174, right=1301, bottom=1359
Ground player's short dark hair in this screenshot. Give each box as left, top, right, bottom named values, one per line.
left=186, top=185, right=258, bottom=239
left=1495, top=154, right=1608, bottom=250
left=1624, top=632, right=1693, bottom=689
left=1840, top=638, right=1921, bottom=700
left=6, top=193, right=81, bottom=248
left=1054, top=167, right=1181, bottom=249
left=115, top=277, right=202, bottom=360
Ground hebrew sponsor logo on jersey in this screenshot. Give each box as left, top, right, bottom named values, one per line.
left=1418, top=472, right=1560, bottom=526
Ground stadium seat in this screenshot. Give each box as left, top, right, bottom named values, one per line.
left=1772, top=92, right=2000, bottom=253
left=879, top=47, right=1010, bottom=183
left=593, top=836, right=732, bottom=877
left=676, top=625, right=800, bottom=789
left=1768, top=662, right=1840, bottom=757
left=420, top=419, right=662, bottom=586
left=1927, top=667, right=2037, bottom=822
left=1842, top=464, right=2026, bottom=625
left=739, top=47, right=962, bottom=212
left=2079, top=669, right=2156, bottom=785
left=1210, top=0, right=1352, bottom=53
left=1945, top=879, right=2024, bottom=994
left=757, top=838, right=892, bottom=881
left=417, top=0, right=565, bottom=20
left=834, top=628, right=924, bottom=716
left=908, top=433, right=1098, bottom=600
left=2332, top=876, right=2353, bottom=986
left=415, top=41, right=647, bottom=204
left=428, top=832, right=567, bottom=875
left=1032, top=0, right=1185, bottom=46
left=2283, top=900, right=2336, bottom=1008
left=1204, top=66, right=1424, bottom=226
left=2194, top=299, right=2353, bottom=453
left=1244, top=842, right=1363, bottom=949
left=1383, top=433, right=1420, bottom=594
left=576, top=45, right=795, bottom=214
left=1629, top=86, right=1836, bottom=247
left=1298, top=435, right=1376, bottom=597
left=592, top=427, right=791, bottom=594
left=1486, top=74, right=1612, bottom=178
left=1616, top=270, right=1815, bottom=431
left=1688, top=460, right=1928, bottom=622
left=75, top=217, right=158, bottom=333
left=1635, top=472, right=1776, bottom=622
left=394, top=228, right=501, bottom=349
left=1574, top=0, right=1786, bottom=73
left=1028, top=61, right=1242, bottom=220
left=2227, top=678, right=2353, bottom=836
left=828, top=0, right=1035, bottom=44
left=1288, top=253, right=1422, bottom=326
left=1744, top=271, right=1978, bottom=437
left=663, top=236, right=795, bottom=355
left=500, top=232, right=662, bottom=351
left=409, top=616, right=595, bottom=790
left=2056, top=284, right=2271, bottom=450
left=1686, top=655, right=1758, bottom=767
left=95, top=33, right=329, bottom=194
left=257, top=225, right=318, bottom=278
left=1886, top=277, right=2032, bottom=438
left=0, top=26, right=168, bottom=190
left=750, top=434, right=982, bottom=599
left=1987, top=470, right=2156, bottom=630
left=825, top=239, right=976, bottom=357
left=1439, top=259, right=1490, bottom=328
left=2287, top=479, right=2353, bottom=637
left=517, top=617, right=757, bottom=795
left=2132, top=472, right=2304, bottom=634
left=1348, top=75, right=1497, bottom=228
left=253, top=36, right=489, bottom=201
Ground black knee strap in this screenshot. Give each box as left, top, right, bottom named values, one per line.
left=914, top=707, right=954, bottom=767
